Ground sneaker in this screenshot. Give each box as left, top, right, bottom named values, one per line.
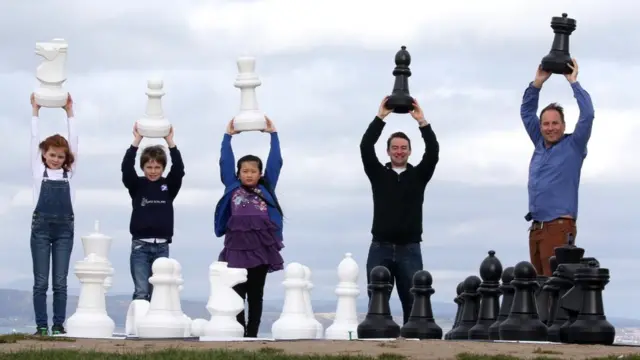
left=51, top=325, right=66, bottom=335
left=33, top=327, right=49, bottom=336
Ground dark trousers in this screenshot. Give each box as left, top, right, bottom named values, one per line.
left=366, top=242, right=423, bottom=325
left=130, top=239, right=170, bottom=301
left=233, top=264, right=269, bottom=337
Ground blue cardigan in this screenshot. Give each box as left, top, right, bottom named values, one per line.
left=214, top=132, right=284, bottom=239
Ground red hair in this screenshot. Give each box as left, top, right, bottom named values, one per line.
left=39, top=134, right=75, bottom=171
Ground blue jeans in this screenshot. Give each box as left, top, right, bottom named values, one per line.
left=366, top=242, right=423, bottom=325
left=30, top=213, right=74, bottom=328
left=130, top=239, right=169, bottom=301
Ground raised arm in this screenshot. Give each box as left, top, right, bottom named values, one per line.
left=264, top=132, right=283, bottom=189
left=166, top=146, right=185, bottom=199
left=360, top=116, right=386, bottom=180
left=414, top=123, right=440, bottom=183
left=568, top=82, right=595, bottom=151
left=31, top=115, right=42, bottom=178
left=220, top=133, right=236, bottom=187
left=121, top=145, right=139, bottom=194
left=520, top=82, right=543, bottom=145
left=66, top=115, right=78, bottom=175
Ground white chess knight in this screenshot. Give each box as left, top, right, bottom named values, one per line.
left=65, top=253, right=116, bottom=338
left=272, top=262, right=318, bottom=340
left=136, top=257, right=187, bottom=338
left=34, top=38, right=69, bottom=108
left=80, top=220, right=114, bottom=290
left=302, top=265, right=324, bottom=338
left=202, top=261, right=248, bottom=338
left=136, top=78, right=171, bottom=138
left=232, top=56, right=266, bottom=132
left=325, top=253, right=360, bottom=340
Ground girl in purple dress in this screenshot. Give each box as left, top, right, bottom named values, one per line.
left=214, top=116, right=284, bottom=337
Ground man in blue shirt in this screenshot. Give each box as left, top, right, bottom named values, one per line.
left=520, top=58, right=595, bottom=276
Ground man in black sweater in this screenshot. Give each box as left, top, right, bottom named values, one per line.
left=121, top=124, right=185, bottom=301
left=360, top=96, right=439, bottom=324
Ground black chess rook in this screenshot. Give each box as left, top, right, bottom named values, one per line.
left=384, top=45, right=415, bottom=114
left=488, top=266, right=515, bottom=340
left=357, top=266, right=400, bottom=339
left=540, top=13, right=577, bottom=74
left=399, top=270, right=442, bottom=339
left=444, top=281, right=465, bottom=340
left=498, top=261, right=548, bottom=341
left=447, top=275, right=481, bottom=340
left=469, top=251, right=503, bottom=340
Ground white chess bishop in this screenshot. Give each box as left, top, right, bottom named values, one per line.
left=136, top=78, right=171, bottom=138
left=325, top=253, right=360, bottom=340
left=202, top=261, right=248, bottom=338
left=272, top=262, right=318, bottom=340
left=34, top=38, right=69, bottom=108
left=232, top=56, right=266, bottom=132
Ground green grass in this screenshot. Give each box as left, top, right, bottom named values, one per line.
left=0, top=333, right=75, bottom=343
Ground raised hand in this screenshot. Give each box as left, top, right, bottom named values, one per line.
left=409, top=100, right=427, bottom=126
left=377, top=96, right=392, bottom=119
left=132, top=124, right=143, bottom=147
left=164, top=126, right=175, bottom=147
left=262, top=115, right=276, bottom=133
left=63, top=94, right=74, bottom=117
left=534, top=65, right=552, bottom=88
left=565, top=58, right=579, bottom=84
left=30, top=93, right=41, bottom=116
left=226, top=119, right=240, bottom=135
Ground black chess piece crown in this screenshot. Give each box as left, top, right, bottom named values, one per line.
left=357, top=265, right=400, bottom=339
left=541, top=13, right=577, bottom=74
left=400, top=270, right=442, bottom=339
left=469, top=251, right=503, bottom=340
left=385, top=45, right=415, bottom=114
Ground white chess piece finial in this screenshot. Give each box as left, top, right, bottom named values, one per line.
left=136, top=78, right=171, bottom=138
left=232, top=56, right=266, bottom=132
left=302, top=265, right=324, bottom=338
left=272, top=262, right=318, bottom=340
left=34, top=38, right=69, bottom=108
left=325, top=253, right=360, bottom=340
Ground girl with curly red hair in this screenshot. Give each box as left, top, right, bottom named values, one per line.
left=29, top=93, right=78, bottom=336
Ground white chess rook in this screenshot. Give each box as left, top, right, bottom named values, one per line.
left=34, top=38, right=69, bottom=108
left=65, top=253, right=116, bottom=338
left=272, top=262, right=318, bottom=340
left=136, top=79, right=171, bottom=138
left=325, top=253, right=361, bottom=340
left=302, top=265, right=324, bottom=338
left=202, top=261, right=248, bottom=338
left=232, top=56, right=266, bottom=132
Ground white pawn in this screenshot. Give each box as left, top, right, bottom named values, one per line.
left=137, top=257, right=184, bottom=338
left=136, top=78, right=171, bottom=138
left=190, top=318, right=208, bottom=337
left=125, top=299, right=149, bottom=336
left=168, top=259, right=191, bottom=336
left=65, top=253, right=115, bottom=338
left=302, top=265, right=324, bottom=338
left=325, top=253, right=360, bottom=340
left=232, top=56, right=266, bottom=132
left=202, top=261, right=247, bottom=338
left=80, top=221, right=114, bottom=290
left=272, top=262, right=317, bottom=340
left=34, top=38, right=69, bottom=108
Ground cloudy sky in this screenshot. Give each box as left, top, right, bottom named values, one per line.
left=1, top=0, right=639, bottom=318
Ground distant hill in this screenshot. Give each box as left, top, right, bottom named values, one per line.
left=1, top=288, right=639, bottom=331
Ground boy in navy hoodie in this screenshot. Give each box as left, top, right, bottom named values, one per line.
left=121, top=124, right=185, bottom=301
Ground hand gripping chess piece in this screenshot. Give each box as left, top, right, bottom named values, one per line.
left=384, top=46, right=415, bottom=114
left=135, top=79, right=171, bottom=138
left=232, top=56, right=266, bottom=132
left=203, top=261, right=248, bottom=338
left=540, top=13, right=577, bottom=74
left=325, top=253, right=361, bottom=340
left=34, top=38, right=69, bottom=108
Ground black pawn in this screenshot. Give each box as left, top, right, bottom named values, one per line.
left=566, top=261, right=615, bottom=345
left=540, top=13, right=577, bottom=74
left=384, top=45, right=415, bottom=114
left=499, top=261, right=548, bottom=341
left=400, top=270, right=442, bottom=339
left=444, top=281, right=464, bottom=340
left=357, top=266, right=400, bottom=339
left=469, top=251, right=503, bottom=340
left=448, top=275, right=481, bottom=340
left=536, top=275, right=550, bottom=325
left=488, top=266, right=515, bottom=340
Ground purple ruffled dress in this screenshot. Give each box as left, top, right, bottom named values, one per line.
left=218, top=187, right=284, bottom=272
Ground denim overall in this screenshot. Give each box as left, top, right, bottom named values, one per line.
left=30, top=169, right=74, bottom=329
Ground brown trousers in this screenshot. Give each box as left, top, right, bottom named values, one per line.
left=528, top=218, right=577, bottom=277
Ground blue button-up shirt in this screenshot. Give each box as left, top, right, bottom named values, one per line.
left=521, top=81, right=595, bottom=222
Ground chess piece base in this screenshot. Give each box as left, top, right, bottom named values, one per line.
left=566, top=317, right=615, bottom=345
left=541, top=52, right=573, bottom=75
left=448, top=322, right=474, bottom=340
left=356, top=315, right=400, bottom=339
left=66, top=312, right=115, bottom=339
left=325, top=322, right=359, bottom=340
left=233, top=111, right=266, bottom=132
left=385, top=94, right=415, bottom=114
left=468, top=319, right=494, bottom=340
left=203, top=315, right=245, bottom=338
left=136, top=119, right=171, bottom=138
left=499, top=314, right=548, bottom=341
left=400, top=318, right=442, bottom=339
left=34, top=88, right=69, bottom=108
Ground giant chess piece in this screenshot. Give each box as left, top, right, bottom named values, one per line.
left=535, top=275, right=550, bottom=325
left=302, top=265, right=324, bottom=338
left=34, top=38, right=69, bottom=108
left=232, top=56, right=266, bottom=132
left=325, top=253, right=361, bottom=340
left=80, top=221, right=114, bottom=291
left=448, top=275, right=481, bottom=340
left=566, top=261, right=615, bottom=345
left=384, top=46, right=415, bottom=114
left=540, top=13, right=577, bottom=74
left=544, top=256, right=569, bottom=342
left=357, top=266, right=400, bottom=339
left=444, top=281, right=464, bottom=340
left=169, top=259, right=191, bottom=336
left=555, top=234, right=586, bottom=343
left=202, top=261, right=248, bottom=338
left=499, top=261, right=547, bottom=341
left=469, top=251, right=503, bottom=340
left=136, top=79, right=171, bottom=138
left=272, top=262, right=318, bottom=339
left=488, top=266, right=515, bottom=340
left=400, top=270, right=442, bottom=339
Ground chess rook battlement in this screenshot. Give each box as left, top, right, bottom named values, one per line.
left=232, top=56, right=266, bottom=132
left=34, top=38, right=69, bottom=108
left=136, top=78, right=171, bottom=138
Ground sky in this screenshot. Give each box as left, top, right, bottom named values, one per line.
left=0, top=0, right=639, bottom=318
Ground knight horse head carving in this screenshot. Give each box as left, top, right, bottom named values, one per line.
left=33, top=38, right=69, bottom=108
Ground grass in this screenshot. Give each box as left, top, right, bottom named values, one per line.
left=0, top=333, right=75, bottom=344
